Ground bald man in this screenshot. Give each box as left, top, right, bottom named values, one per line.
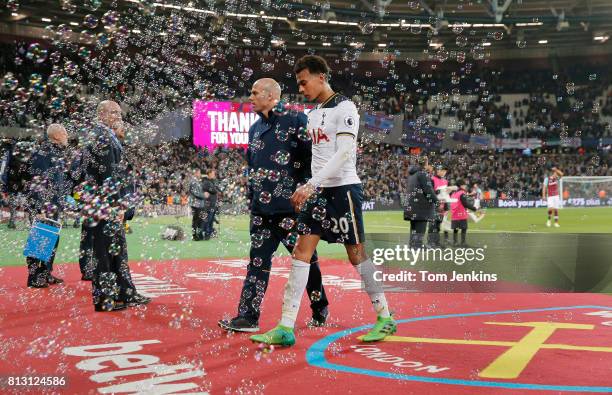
left=83, top=100, right=149, bottom=311
left=218, top=79, right=329, bottom=332
left=26, top=124, right=70, bottom=288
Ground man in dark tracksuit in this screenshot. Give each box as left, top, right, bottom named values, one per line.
left=189, top=168, right=205, bottom=241
left=219, top=78, right=329, bottom=332
left=85, top=100, right=150, bottom=311
left=201, top=169, right=220, bottom=240
left=26, top=124, right=70, bottom=288
left=69, top=145, right=95, bottom=281
left=404, top=156, right=438, bottom=248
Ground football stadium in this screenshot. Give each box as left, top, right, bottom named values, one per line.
left=0, top=0, right=611, bottom=393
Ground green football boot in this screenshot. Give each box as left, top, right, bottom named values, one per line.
left=249, top=325, right=296, bottom=346
left=360, top=316, right=397, bottom=342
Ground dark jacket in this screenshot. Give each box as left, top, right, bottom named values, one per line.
left=247, top=110, right=311, bottom=216
left=460, top=193, right=478, bottom=212
left=201, top=176, right=219, bottom=208
left=28, top=140, right=71, bottom=213
left=189, top=177, right=205, bottom=209
left=84, top=124, right=134, bottom=219
left=404, top=165, right=438, bottom=221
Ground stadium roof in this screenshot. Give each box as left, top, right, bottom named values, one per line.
left=1, top=0, right=611, bottom=59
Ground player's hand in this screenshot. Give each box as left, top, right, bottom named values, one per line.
left=204, top=192, right=210, bottom=198
left=291, top=183, right=316, bottom=212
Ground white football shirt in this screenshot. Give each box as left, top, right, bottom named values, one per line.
left=307, top=93, right=361, bottom=187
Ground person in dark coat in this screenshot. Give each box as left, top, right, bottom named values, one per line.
left=404, top=155, right=438, bottom=248
left=84, top=100, right=150, bottom=311
left=218, top=78, right=329, bottom=332
left=188, top=168, right=205, bottom=241
left=26, top=124, right=70, bottom=288
left=201, top=168, right=220, bottom=240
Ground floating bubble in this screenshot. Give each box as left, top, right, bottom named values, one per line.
left=83, top=14, right=98, bottom=29
left=28, top=73, right=42, bottom=85
left=493, top=31, right=504, bottom=40
left=312, top=206, right=326, bottom=221
left=2, top=73, right=18, bottom=91
left=78, top=46, right=91, bottom=60
left=6, top=0, right=19, bottom=12
left=279, top=217, right=295, bottom=230
left=102, top=10, right=119, bottom=27
left=42, top=25, right=55, bottom=40
left=26, top=43, right=48, bottom=63
left=272, top=150, right=290, bottom=165
left=252, top=257, right=263, bottom=267
left=64, top=61, right=79, bottom=75
left=258, top=191, right=271, bottom=204
left=61, top=0, right=76, bottom=13
left=96, top=32, right=111, bottom=48
left=275, top=129, right=289, bottom=142
left=297, top=223, right=311, bottom=235
left=456, top=36, right=468, bottom=47
left=14, top=57, right=22, bottom=66
left=310, top=290, right=322, bottom=302
left=360, top=22, right=374, bottom=35
left=241, top=68, right=253, bottom=81
left=516, top=40, right=527, bottom=48
left=297, top=126, right=310, bottom=142
left=49, top=51, right=61, bottom=63
left=14, top=87, right=30, bottom=103
left=84, top=0, right=102, bottom=11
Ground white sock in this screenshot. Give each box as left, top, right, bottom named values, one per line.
left=355, top=259, right=391, bottom=318
left=279, top=259, right=311, bottom=328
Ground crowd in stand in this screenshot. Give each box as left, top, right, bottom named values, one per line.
left=2, top=42, right=612, bottom=217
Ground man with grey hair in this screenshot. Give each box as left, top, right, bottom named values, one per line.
left=26, top=123, right=70, bottom=288
left=218, top=78, right=329, bottom=332
left=83, top=100, right=150, bottom=311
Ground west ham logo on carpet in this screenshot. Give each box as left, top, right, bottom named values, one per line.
left=307, top=306, right=612, bottom=392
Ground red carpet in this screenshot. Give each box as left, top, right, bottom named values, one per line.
left=0, top=258, right=611, bottom=394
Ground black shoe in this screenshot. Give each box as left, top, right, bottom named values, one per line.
left=47, top=275, right=64, bottom=285
left=310, top=306, right=329, bottom=327
left=28, top=282, right=49, bottom=289
left=126, top=293, right=152, bottom=307
left=7, top=222, right=16, bottom=229
left=94, top=299, right=128, bottom=312
left=218, top=316, right=259, bottom=333
left=204, top=235, right=211, bottom=241
left=81, top=274, right=93, bottom=281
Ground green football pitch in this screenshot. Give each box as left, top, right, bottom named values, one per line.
left=2, top=207, right=611, bottom=267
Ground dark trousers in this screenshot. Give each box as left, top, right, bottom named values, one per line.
left=26, top=211, right=59, bottom=286
left=203, top=207, right=216, bottom=237
left=26, top=237, right=59, bottom=286
left=192, top=207, right=204, bottom=240
left=79, top=223, right=94, bottom=277
left=452, top=219, right=468, bottom=245
left=238, top=214, right=329, bottom=323
left=428, top=217, right=449, bottom=247
left=91, top=220, right=137, bottom=306
left=409, top=220, right=428, bottom=248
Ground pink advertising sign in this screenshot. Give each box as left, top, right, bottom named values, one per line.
left=193, top=101, right=258, bottom=150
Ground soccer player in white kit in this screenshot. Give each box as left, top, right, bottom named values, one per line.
left=251, top=55, right=396, bottom=346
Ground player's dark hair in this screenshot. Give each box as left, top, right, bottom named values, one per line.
left=294, top=55, right=331, bottom=77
